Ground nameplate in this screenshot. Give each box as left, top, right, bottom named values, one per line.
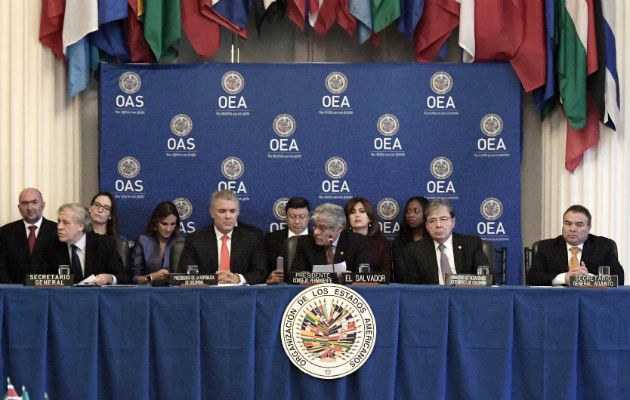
left=445, top=274, right=492, bottom=287
left=25, top=274, right=74, bottom=287
left=569, top=275, right=618, bottom=288
left=342, top=273, right=389, bottom=286
left=169, top=273, right=218, bottom=286
left=286, top=272, right=337, bottom=285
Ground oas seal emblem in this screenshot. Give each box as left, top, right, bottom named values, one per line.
left=119, top=72, right=141, bottom=94
left=281, top=284, right=376, bottom=379
left=173, top=197, right=193, bottom=220
left=273, top=198, right=289, bottom=220
left=170, top=114, right=193, bottom=137
left=430, top=157, right=453, bottom=180
left=325, top=72, right=348, bottom=94
left=429, top=71, right=453, bottom=95
left=273, top=114, right=297, bottom=137
left=377, top=198, right=399, bottom=221
left=480, top=198, right=503, bottom=221
left=221, top=157, right=245, bottom=180
left=221, top=71, right=245, bottom=95
left=377, top=114, right=399, bottom=136
left=480, top=114, right=503, bottom=137
left=117, top=156, right=141, bottom=179
left=325, top=157, right=348, bottom=179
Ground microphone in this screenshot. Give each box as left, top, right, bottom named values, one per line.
left=328, top=235, right=334, bottom=245
left=328, top=235, right=334, bottom=273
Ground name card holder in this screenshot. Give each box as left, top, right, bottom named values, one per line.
left=286, top=272, right=338, bottom=285
left=25, top=274, right=74, bottom=287
left=445, top=274, right=492, bottom=287
left=342, top=273, right=389, bottom=286
left=569, top=275, right=618, bottom=288
left=169, top=273, right=218, bottom=286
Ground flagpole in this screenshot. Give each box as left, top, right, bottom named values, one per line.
left=231, top=33, right=240, bottom=64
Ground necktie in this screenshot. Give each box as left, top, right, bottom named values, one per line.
left=71, top=244, right=83, bottom=281
left=27, top=225, right=37, bottom=254
left=326, top=245, right=335, bottom=264
left=439, top=244, right=452, bottom=280
left=220, top=235, right=230, bottom=271
left=569, top=247, right=580, bottom=270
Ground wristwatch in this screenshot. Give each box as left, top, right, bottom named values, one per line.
left=146, top=274, right=152, bottom=283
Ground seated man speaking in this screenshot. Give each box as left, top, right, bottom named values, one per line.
left=290, top=203, right=369, bottom=273
left=528, top=205, right=624, bottom=285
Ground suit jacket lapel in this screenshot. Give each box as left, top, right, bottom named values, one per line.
left=207, top=227, right=219, bottom=271
left=83, top=233, right=95, bottom=278
left=424, top=239, right=440, bottom=284
left=230, top=228, right=241, bottom=270
left=452, top=234, right=464, bottom=273
left=13, top=223, right=30, bottom=257
left=333, top=232, right=347, bottom=264
left=557, top=237, right=569, bottom=271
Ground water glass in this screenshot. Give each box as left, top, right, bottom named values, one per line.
left=187, top=265, right=199, bottom=275
left=58, top=265, right=70, bottom=275
left=358, top=264, right=371, bottom=274
left=477, top=265, right=490, bottom=276
left=598, top=265, right=611, bottom=276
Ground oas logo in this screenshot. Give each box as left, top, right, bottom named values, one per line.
left=429, top=71, right=453, bottom=95
left=119, top=72, right=141, bottom=94
left=221, top=71, right=244, bottom=94
left=377, top=114, right=399, bottom=136
left=480, top=114, right=503, bottom=137
left=173, top=197, right=193, bottom=220
left=273, top=114, right=296, bottom=137
left=273, top=198, right=289, bottom=220
left=325, top=72, right=348, bottom=94
left=170, top=114, right=193, bottom=137
left=117, top=156, right=141, bottom=179
left=281, top=284, right=376, bottom=379
left=325, top=157, right=348, bottom=179
left=480, top=198, right=503, bottom=221
left=430, top=157, right=453, bottom=180
left=377, top=198, right=399, bottom=221
left=221, top=157, right=244, bottom=180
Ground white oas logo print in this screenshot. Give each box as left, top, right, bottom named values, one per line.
left=221, top=157, right=245, bottom=180
left=170, top=114, right=193, bottom=137
left=119, top=72, right=141, bottom=94
left=377, top=198, right=399, bottom=221
left=173, top=198, right=193, bottom=220
left=221, top=71, right=245, bottom=94
left=117, top=156, right=141, bottom=178
left=273, top=114, right=297, bottom=137
left=325, top=72, right=348, bottom=94
left=429, top=71, right=453, bottom=95
left=325, top=157, right=348, bottom=179
left=273, top=198, right=289, bottom=221
left=430, top=157, right=453, bottom=180
left=377, top=114, right=399, bottom=136
left=281, top=284, right=376, bottom=379
left=480, top=198, right=503, bottom=221
left=480, top=114, right=503, bottom=137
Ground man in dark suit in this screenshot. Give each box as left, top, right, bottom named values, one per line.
left=47, top=203, right=129, bottom=285
left=291, top=203, right=369, bottom=273
left=405, top=199, right=488, bottom=285
left=0, top=188, right=58, bottom=284
left=528, top=205, right=624, bottom=285
left=264, top=197, right=311, bottom=284
left=178, top=190, right=266, bottom=284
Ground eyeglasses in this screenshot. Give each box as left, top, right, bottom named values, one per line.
left=287, top=214, right=309, bottom=221
left=427, top=216, right=452, bottom=225
left=91, top=201, right=112, bottom=212
left=405, top=208, right=422, bottom=215
left=313, top=223, right=333, bottom=231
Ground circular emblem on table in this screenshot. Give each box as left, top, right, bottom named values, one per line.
left=170, top=114, right=193, bottom=137
left=325, top=72, right=348, bottom=94
left=273, top=198, right=289, bottom=221
left=429, top=71, right=453, bottom=95
left=221, top=157, right=245, bottom=180
left=325, top=157, right=348, bottom=179
left=377, top=198, right=399, bottom=221
left=480, top=198, right=503, bottom=221
left=280, top=284, right=376, bottom=379
left=273, top=114, right=296, bottom=137
left=117, top=156, right=141, bottom=179
left=119, top=71, right=141, bottom=94
left=480, top=114, right=503, bottom=137
left=377, top=114, right=399, bottom=136
left=221, top=71, right=245, bottom=94
left=173, top=197, right=193, bottom=220
left=429, top=157, right=453, bottom=180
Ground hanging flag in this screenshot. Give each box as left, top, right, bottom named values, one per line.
left=349, top=0, right=372, bottom=43
left=313, top=0, right=339, bottom=35
left=371, top=0, right=401, bottom=33
left=62, top=0, right=98, bottom=51
left=288, top=0, right=307, bottom=30
left=336, top=0, right=356, bottom=36
left=2, top=378, right=20, bottom=400
left=600, top=0, right=620, bottom=130
left=39, top=0, right=67, bottom=61
left=456, top=0, right=474, bottom=62
left=181, top=0, right=221, bottom=58
left=91, top=0, right=130, bottom=61
left=398, top=0, right=424, bottom=40
left=20, top=386, right=30, bottom=400
left=413, top=0, right=459, bottom=62
left=565, top=97, right=599, bottom=172
left=308, top=0, right=322, bottom=28
left=509, top=0, right=546, bottom=92
left=201, top=0, right=248, bottom=39
left=127, top=0, right=156, bottom=62
left=67, top=38, right=91, bottom=97
left=213, top=0, right=252, bottom=30
left=533, top=0, right=555, bottom=115
left=265, top=0, right=287, bottom=25
left=143, top=0, right=182, bottom=61
left=586, top=0, right=604, bottom=119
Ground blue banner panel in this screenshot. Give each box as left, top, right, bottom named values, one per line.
left=99, top=63, right=523, bottom=283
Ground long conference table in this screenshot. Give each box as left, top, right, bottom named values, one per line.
left=0, top=284, right=628, bottom=399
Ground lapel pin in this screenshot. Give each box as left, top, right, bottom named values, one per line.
left=458, top=246, right=462, bottom=250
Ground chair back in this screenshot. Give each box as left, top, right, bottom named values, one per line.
left=285, top=236, right=301, bottom=272
left=117, top=239, right=130, bottom=271
left=523, top=240, right=541, bottom=284
left=169, top=241, right=185, bottom=273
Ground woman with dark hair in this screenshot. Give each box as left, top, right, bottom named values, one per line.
left=130, top=201, right=183, bottom=284
left=392, top=196, right=429, bottom=283
left=89, top=192, right=122, bottom=244
left=344, top=197, right=391, bottom=276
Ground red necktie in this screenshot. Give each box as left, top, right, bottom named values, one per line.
left=28, top=225, right=37, bottom=254
left=220, top=235, right=230, bottom=271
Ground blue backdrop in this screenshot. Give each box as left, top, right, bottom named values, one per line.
left=99, top=62, right=523, bottom=283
